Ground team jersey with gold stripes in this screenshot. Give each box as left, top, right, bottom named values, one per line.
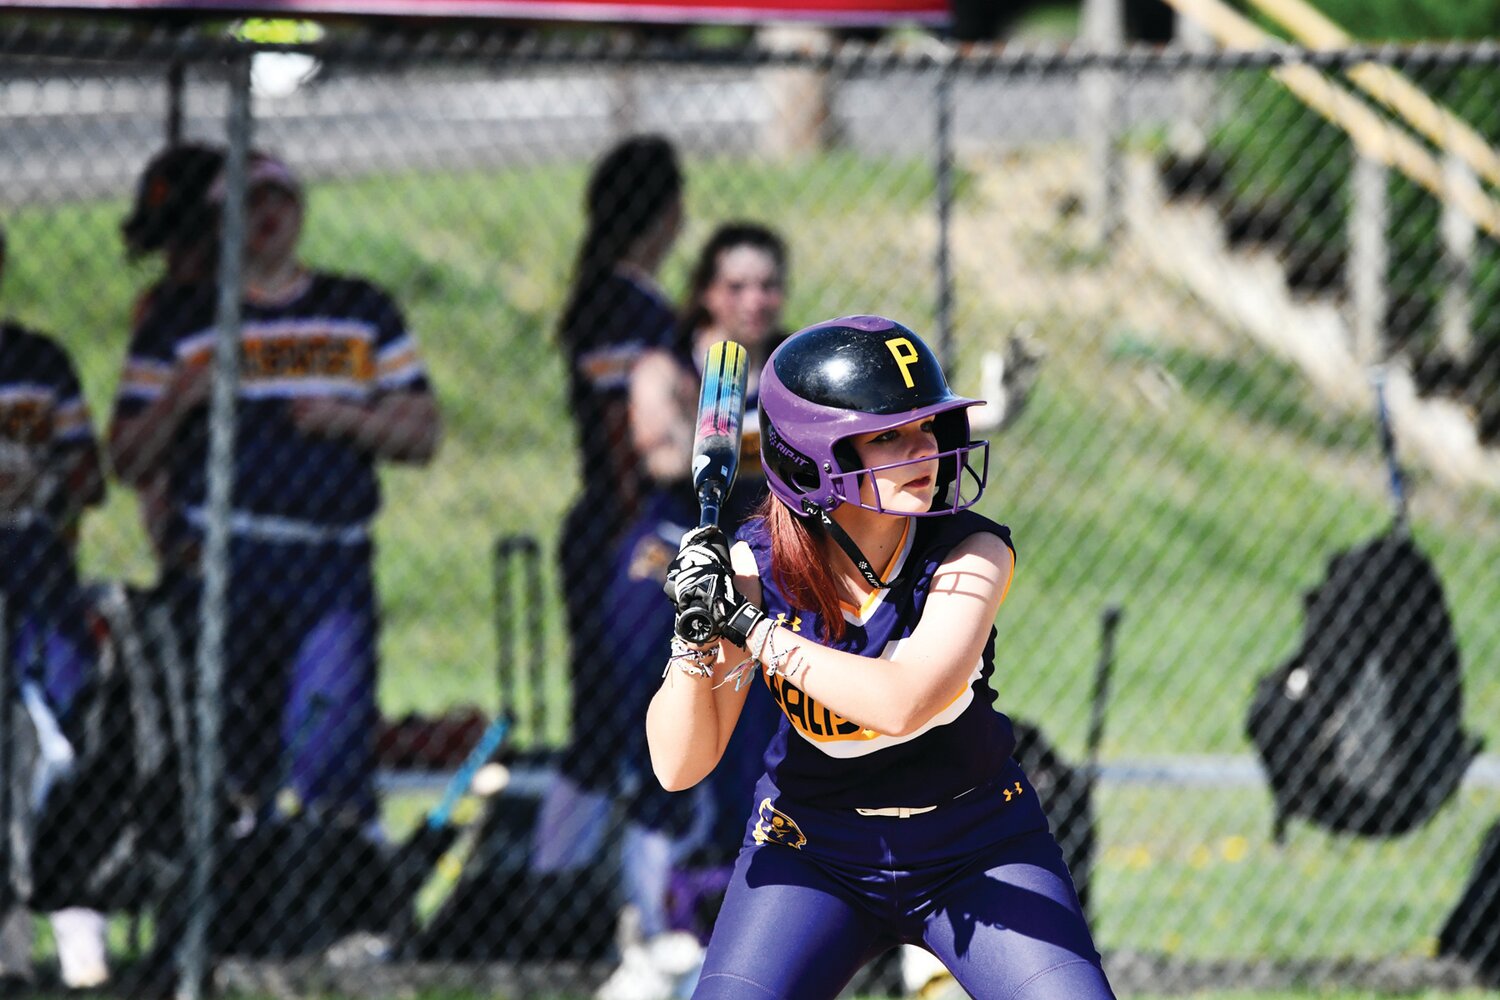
left=0, top=322, right=96, bottom=454
left=739, top=510, right=1018, bottom=809
left=112, top=273, right=431, bottom=529
left=563, top=270, right=676, bottom=504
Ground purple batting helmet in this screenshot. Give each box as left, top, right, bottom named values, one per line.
left=758, top=315, right=989, bottom=517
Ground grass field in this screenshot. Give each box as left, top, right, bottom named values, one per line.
left=5, top=146, right=1499, bottom=981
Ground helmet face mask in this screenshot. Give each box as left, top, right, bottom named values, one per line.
left=826, top=438, right=990, bottom=517
left=759, top=315, right=990, bottom=518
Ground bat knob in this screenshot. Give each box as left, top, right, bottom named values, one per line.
left=674, top=605, right=717, bottom=644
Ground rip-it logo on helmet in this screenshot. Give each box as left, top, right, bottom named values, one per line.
left=757, top=315, right=991, bottom=587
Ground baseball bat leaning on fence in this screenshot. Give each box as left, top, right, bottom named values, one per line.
left=386, top=713, right=513, bottom=951
left=674, top=341, right=750, bottom=644
left=1086, top=605, right=1122, bottom=778
left=390, top=535, right=535, bottom=952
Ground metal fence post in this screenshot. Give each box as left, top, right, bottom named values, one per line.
left=181, top=49, right=252, bottom=1000
left=1440, top=152, right=1476, bottom=359
left=934, top=47, right=956, bottom=368
left=1349, top=151, right=1389, bottom=364
left=0, top=596, right=9, bottom=920
left=167, top=59, right=186, bottom=145
left=1081, top=0, right=1124, bottom=247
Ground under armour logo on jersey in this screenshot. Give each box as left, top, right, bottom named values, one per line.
left=774, top=612, right=803, bottom=633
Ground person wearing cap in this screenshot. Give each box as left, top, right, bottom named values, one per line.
left=0, top=224, right=110, bottom=990
left=109, top=151, right=442, bottom=845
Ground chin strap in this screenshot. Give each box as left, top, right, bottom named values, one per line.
left=805, top=501, right=893, bottom=590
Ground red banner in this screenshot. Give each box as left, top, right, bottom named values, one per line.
left=7, top=0, right=950, bottom=25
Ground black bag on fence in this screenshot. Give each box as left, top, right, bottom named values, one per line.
left=1246, top=532, right=1481, bottom=840
left=30, top=726, right=156, bottom=913
left=1439, top=817, right=1500, bottom=986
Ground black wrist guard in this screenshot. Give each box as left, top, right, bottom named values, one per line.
left=720, top=601, right=767, bottom=648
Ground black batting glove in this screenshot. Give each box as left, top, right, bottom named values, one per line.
left=674, top=573, right=767, bottom=647
left=664, top=525, right=732, bottom=607
left=665, top=525, right=767, bottom=645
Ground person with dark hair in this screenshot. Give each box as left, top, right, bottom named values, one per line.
left=595, top=223, right=790, bottom=997
left=122, top=143, right=225, bottom=270
left=673, top=222, right=787, bottom=363
left=0, top=223, right=109, bottom=990
left=121, top=143, right=226, bottom=575
left=531, top=135, right=686, bottom=879
left=651, top=316, right=1116, bottom=999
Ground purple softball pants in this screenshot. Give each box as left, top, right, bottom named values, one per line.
left=694, top=781, right=1115, bottom=999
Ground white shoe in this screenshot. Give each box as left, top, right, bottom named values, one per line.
left=900, top=943, right=955, bottom=997
left=325, top=931, right=393, bottom=969
left=643, top=931, right=703, bottom=978
left=595, top=908, right=704, bottom=1000
left=51, top=909, right=109, bottom=989
left=595, top=945, right=676, bottom=1000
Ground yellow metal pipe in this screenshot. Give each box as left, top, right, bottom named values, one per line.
left=1160, top=0, right=1500, bottom=238
left=1246, top=0, right=1500, bottom=189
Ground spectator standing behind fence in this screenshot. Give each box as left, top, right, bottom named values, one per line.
left=108, top=152, right=442, bottom=838
left=120, top=142, right=226, bottom=580
left=530, top=135, right=686, bottom=878
left=595, top=223, right=792, bottom=1000
left=652, top=317, right=1116, bottom=999
left=0, top=223, right=110, bottom=990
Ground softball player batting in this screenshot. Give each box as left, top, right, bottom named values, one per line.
left=651, top=316, right=1115, bottom=999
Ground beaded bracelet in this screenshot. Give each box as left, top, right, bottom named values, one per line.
left=666, top=635, right=716, bottom=679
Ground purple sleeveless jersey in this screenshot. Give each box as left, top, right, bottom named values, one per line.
left=738, top=510, right=1018, bottom=810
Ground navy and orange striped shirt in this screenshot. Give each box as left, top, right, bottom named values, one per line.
left=112, top=272, right=431, bottom=530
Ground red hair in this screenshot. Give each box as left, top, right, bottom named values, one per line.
left=758, top=495, right=847, bottom=643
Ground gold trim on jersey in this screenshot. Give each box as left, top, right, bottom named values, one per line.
left=0, top=394, right=53, bottom=446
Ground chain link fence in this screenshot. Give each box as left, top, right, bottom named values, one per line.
left=0, top=18, right=1498, bottom=998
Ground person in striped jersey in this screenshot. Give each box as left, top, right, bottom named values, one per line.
left=109, top=152, right=441, bottom=831
left=0, top=223, right=108, bottom=989
left=0, top=223, right=105, bottom=724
